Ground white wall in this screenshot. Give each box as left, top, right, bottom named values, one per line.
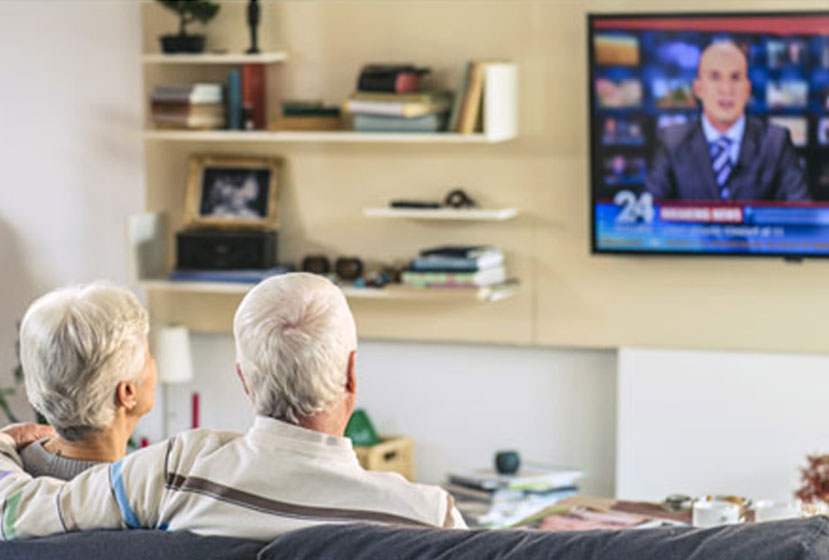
left=617, top=347, right=829, bottom=502
left=162, top=337, right=618, bottom=496
left=0, top=1, right=144, bottom=419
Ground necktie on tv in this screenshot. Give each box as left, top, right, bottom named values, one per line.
left=710, top=136, right=734, bottom=200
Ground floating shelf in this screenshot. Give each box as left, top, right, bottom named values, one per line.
left=363, top=207, right=518, bottom=221
left=141, top=52, right=289, bottom=64
left=141, top=280, right=519, bottom=303
left=143, top=130, right=512, bottom=143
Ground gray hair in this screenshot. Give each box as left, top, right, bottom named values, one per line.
left=233, top=273, right=357, bottom=424
left=19, top=282, right=149, bottom=441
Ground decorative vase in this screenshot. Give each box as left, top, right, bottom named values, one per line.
left=495, top=450, right=521, bottom=475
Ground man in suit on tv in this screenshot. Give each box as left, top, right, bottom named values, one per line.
left=645, top=40, right=810, bottom=202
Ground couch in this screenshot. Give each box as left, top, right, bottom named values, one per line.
left=1, top=516, right=827, bottom=560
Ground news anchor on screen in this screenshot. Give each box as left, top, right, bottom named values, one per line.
left=645, top=40, right=810, bottom=202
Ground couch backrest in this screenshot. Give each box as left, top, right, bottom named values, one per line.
left=260, top=516, right=829, bottom=560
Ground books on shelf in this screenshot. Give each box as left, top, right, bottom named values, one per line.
left=357, top=64, right=430, bottom=93
left=344, top=91, right=453, bottom=118
left=226, top=69, right=241, bottom=130
left=269, top=100, right=342, bottom=131
left=150, top=83, right=225, bottom=130
left=451, top=60, right=515, bottom=134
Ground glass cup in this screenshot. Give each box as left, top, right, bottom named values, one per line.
left=754, top=500, right=801, bottom=522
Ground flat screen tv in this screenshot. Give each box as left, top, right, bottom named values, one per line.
left=588, top=12, right=829, bottom=257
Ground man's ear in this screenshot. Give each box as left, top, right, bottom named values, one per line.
left=345, top=351, right=357, bottom=396
left=116, top=380, right=137, bottom=410
left=235, top=364, right=250, bottom=396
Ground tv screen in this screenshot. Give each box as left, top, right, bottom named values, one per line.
left=588, top=12, right=829, bottom=257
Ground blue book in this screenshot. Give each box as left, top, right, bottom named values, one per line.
left=226, top=69, right=241, bottom=130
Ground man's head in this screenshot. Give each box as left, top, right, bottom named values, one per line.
left=233, top=273, right=357, bottom=429
left=693, top=41, right=751, bottom=133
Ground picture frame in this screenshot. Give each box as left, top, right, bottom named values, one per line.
left=184, top=155, right=281, bottom=229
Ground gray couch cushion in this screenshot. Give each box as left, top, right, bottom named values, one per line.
left=260, top=516, right=829, bottom=560
left=0, top=529, right=264, bottom=560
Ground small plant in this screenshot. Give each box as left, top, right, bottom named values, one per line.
left=796, top=455, right=829, bottom=504
left=157, top=0, right=220, bottom=37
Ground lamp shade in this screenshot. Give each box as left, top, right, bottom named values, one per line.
left=150, top=325, right=194, bottom=384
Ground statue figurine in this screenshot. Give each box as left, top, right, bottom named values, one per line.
left=246, top=0, right=260, bottom=54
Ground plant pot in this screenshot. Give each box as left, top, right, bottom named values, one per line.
left=160, top=34, right=206, bottom=54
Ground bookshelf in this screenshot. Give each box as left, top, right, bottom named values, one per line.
left=140, top=1, right=529, bottom=342
left=362, top=207, right=519, bottom=221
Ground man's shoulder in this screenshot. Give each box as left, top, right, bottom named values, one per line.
left=746, top=115, right=789, bottom=144
left=167, top=428, right=245, bottom=463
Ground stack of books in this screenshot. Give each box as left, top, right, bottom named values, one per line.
left=225, top=65, right=266, bottom=130
left=402, top=245, right=506, bottom=288
left=445, top=464, right=584, bottom=528
left=150, top=83, right=225, bottom=129
left=344, top=64, right=452, bottom=133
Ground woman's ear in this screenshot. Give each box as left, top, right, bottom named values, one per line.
left=235, top=364, right=250, bottom=396
left=116, top=380, right=138, bottom=410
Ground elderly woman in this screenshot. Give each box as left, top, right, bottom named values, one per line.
left=16, top=282, right=157, bottom=479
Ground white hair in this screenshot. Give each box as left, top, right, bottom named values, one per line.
left=19, top=282, right=149, bottom=441
left=233, top=273, right=357, bottom=424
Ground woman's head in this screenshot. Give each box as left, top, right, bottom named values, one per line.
left=19, top=282, right=156, bottom=441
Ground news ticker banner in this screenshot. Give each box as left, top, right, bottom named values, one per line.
left=595, top=193, right=829, bottom=254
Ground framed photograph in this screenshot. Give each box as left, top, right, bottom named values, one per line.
left=184, top=155, right=280, bottom=229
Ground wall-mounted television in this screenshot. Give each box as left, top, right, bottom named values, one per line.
left=588, top=12, right=829, bottom=257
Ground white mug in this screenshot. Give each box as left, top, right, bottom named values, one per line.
left=692, top=499, right=741, bottom=528
left=754, top=500, right=801, bottom=522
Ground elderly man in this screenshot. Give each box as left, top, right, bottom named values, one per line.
left=645, top=40, right=809, bottom=202
left=0, top=273, right=465, bottom=540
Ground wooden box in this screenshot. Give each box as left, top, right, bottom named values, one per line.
left=354, top=436, right=414, bottom=481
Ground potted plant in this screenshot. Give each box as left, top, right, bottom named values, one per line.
left=156, top=0, right=221, bottom=54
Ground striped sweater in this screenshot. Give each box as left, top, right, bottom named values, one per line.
left=0, top=416, right=465, bottom=540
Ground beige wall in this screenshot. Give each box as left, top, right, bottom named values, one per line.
left=144, top=0, right=829, bottom=354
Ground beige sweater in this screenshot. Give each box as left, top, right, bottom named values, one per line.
left=0, top=417, right=465, bottom=540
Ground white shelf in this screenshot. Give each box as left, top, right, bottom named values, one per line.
left=142, top=51, right=289, bottom=64
left=141, top=279, right=519, bottom=303
left=363, top=207, right=518, bottom=221
left=143, top=130, right=511, bottom=143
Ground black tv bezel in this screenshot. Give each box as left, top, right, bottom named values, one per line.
left=587, top=10, right=829, bottom=260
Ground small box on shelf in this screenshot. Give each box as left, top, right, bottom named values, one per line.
left=354, top=436, right=415, bottom=481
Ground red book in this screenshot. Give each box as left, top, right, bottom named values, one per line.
left=241, top=64, right=266, bottom=129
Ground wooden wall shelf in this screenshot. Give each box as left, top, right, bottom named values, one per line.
left=141, top=52, right=289, bottom=64
left=143, top=130, right=512, bottom=143
left=142, top=280, right=520, bottom=304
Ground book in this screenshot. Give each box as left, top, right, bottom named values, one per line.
left=457, top=61, right=485, bottom=134
left=411, top=250, right=504, bottom=272
left=169, top=267, right=290, bottom=283
left=344, top=92, right=453, bottom=118
left=419, top=245, right=501, bottom=259
left=226, top=69, right=241, bottom=130
left=357, top=64, right=430, bottom=93
left=353, top=113, right=447, bottom=133
left=447, top=63, right=472, bottom=132
left=401, top=266, right=506, bottom=287
left=448, top=465, right=585, bottom=493
left=242, top=63, right=266, bottom=129
left=151, top=83, right=223, bottom=104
